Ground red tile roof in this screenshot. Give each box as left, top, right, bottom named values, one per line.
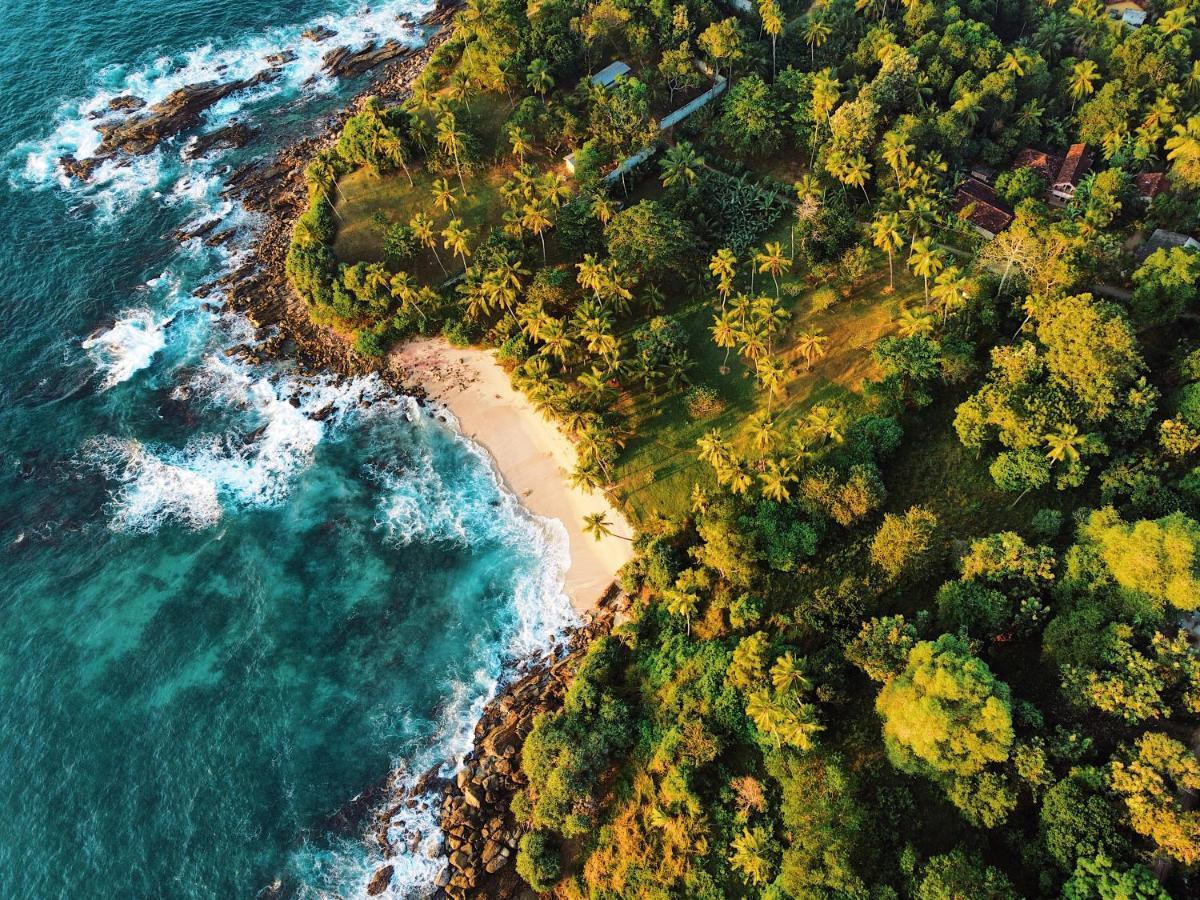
left=1014, top=148, right=1063, bottom=183
left=954, top=178, right=1014, bottom=236
left=1135, top=172, right=1169, bottom=200
left=1054, top=143, right=1092, bottom=190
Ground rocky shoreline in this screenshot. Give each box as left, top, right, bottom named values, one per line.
left=360, top=588, right=629, bottom=899
left=186, top=3, right=627, bottom=898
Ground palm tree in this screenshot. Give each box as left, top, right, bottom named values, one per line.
left=1045, top=424, right=1085, bottom=463
left=590, top=192, right=617, bottom=226
left=759, top=458, right=796, bottom=503
left=804, top=17, right=831, bottom=65
left=795, top=328, right=828, bottom=371
left=762, top=1, right=783, bottom=79
left=521, top=200, right=553, bottom=262
left=1166, top=116, right=1200, bottom=184
left=710, top=248, right=738, bottom=304
left=526, top=58, right=554, bottom=96
left=436, top=113, right=468, bottom=191
left=771, top=652, right=812, bottom=695
left=442, top=218, right=472, bottom=269
left=711, top=310, right=738, bottom=372
left=409, top=212, right=446, bottom=275
left=897, top=304, right=935, bottom=337
left=880, top=132, right=914, bottom=178
left=508, top=126, right=532, bottom=164
left=660, top=141, right=705, bottom=189
left=908, top=236, right=944, bottom=304
left=805, top=404, right=843, bottom=445
left=1159, top=6, right=1196, bottom=38
left=930, top=266, right=968, bottom=325
left=431, top=177, right=456, bottom=213
left=841, top=153, right=873, bottom=202
left=757, top=357, right=787, bottom=411
left=755, top=242, right=791, bottom=298
left=582, top=511, right=629, bottom=542
left=1068, top=59, right=1100, bottom=110
left=871, top=213, right=904, bottom=293
left=663, top=589, right=700, bottom=636
left=748, top=412, right=782, bottom=456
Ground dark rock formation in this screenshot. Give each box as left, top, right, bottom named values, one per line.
left=321, top=40, right=412, bottom=79
left=58, top=154, right=101, bottom=181
left=183, top=122, right=256, bottom=160
left=365, top=865, right=394, bottom=896
left=301, top=25, right=337, bottom=42
left=97, top=73, right=275, bottom=156
left=108, top=94, right=146, bottom=112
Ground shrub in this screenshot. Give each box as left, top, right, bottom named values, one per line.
left=810, top=286, right=839, bottom=314
left=442, top=319, right=473, bottom=347
left=382, top=223, right=419, bottom=267
left=511, top=830, right=556, bottom=897
left=686, top=385, right=724, bottom=419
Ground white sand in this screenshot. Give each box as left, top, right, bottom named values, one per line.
left=390, top=338, right=634, bottom=614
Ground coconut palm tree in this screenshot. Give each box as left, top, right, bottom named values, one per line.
left=805, top=404, right=844, bottom=444
left=871, top=213, right=904, bottom=293
left=1166, top=115, right=1200, bottom=184
left=755, top=242, right=791, bottom=298
left=660, top=141, right=705, bottom=189
left=761, top=1, right=783, bottom=79
left=771, top=652, right=812, bottom=695
left=663, top=589, right=699, bottom=636
left=1045, top=423, right=1085, bottom=463
left=757, top=357, right=787, bottom=411
left=748, top=412, right=782, bottom=456
left=759, top=458, right=796, bottom=503
left=908, top=236, right=944, bottom=304
left=880, top=132, right=914, bottom=178
left=409, top=211, right=446, bottom=275
left=897, top=304, right=935, bottom=337
left=711, top=310, right=739, bottom=372
left=930, top=265, right=969, bottom=325
left=508, top=126, right=532, bottom=164
left=442, top=218, right=472, bottom=269
left=436, top=113, right=468, bottom=191
left=521, top=200, right=553, bottom=262
left=804, top=17, right=831, bottom=65
left=590, top=192, right=617, bottom=225
left=582, top=511, right=616, bottom=541
left=840, top=153, right=873, bottom=202
left=431, top=177, right=457, bottom=213
left=526, top=58, right=554, bottom=96
left=1068, top=59, right=1100, bottom=110
left=710, top=248, right=738, bottom=304
left=795, top=328, right=828, bottom=371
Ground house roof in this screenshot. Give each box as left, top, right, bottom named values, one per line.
left=1054, top=143, right=1092, bottom=189
left=1105, top=0, right=1147, bottom=8
left=591, top=61, right=631, bottom=88
left=954, top=178, right=1014, bottom=236
left=1135, top=172, right=1169, bottom=200
left=1138, top=228, right=1200, bottom=261
left=1014, top=148, right=1063, bottom=183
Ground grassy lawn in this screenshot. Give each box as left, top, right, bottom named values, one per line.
left=612, top=258, right=922, bottom=523
left=331, top=90, right=521, bottom=275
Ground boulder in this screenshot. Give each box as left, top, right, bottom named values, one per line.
left=365, top=865, right=393, bottom=896
left=302, top=25, right=337, bottom=42
left=58, top=154, right=102, bottom=181
left=108, top=95, right=145, bottom=112
left=321, top=40, right=411, bottom=79
left=265, top=50, right=297, bottom=67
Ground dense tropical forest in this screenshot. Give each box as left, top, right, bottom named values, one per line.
left=286, top=0, right=1200, bottom=895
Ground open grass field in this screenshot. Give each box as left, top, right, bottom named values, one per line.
left=612, top=255, right=924, bottom=523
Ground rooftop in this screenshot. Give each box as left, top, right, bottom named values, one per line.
left=1014, top=148, right=1063, bottom=183
left=954, top=178, right=1014, bottom=237
left=1053, top=143, right=1092, bottom=190
left=590, top=61, right=631, bottom=88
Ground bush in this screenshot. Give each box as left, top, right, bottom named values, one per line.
left=686, top=385, right=725, bottom=419
left=442, top=319, right=473, bottom=347
left=811, top=286, right=839, bottom=314
left=382, top=223, right=419, bottom=267
left=516, top=831, right=562, bottom=892
left=354, top=325, right=387, bottom=357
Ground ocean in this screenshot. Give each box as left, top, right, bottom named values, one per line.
left=0, top=1, right=575, bottom=896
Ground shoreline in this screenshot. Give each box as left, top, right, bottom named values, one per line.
left=391, top=338, right=634, bottom=616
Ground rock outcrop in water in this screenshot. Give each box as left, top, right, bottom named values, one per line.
left=96, top=73, right=276, bottom=156
left=321, top=40, right=413, bottom=79
left=183, top=122, right=256, bottom=160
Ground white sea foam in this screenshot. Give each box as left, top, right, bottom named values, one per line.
left=82, top=309, right=170, bottom=390
left=15, top=0, right=433, bottom=214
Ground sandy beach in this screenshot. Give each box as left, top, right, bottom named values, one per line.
left=390, top=337, right=635, bottom=615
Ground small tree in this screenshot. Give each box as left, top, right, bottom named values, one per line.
left=870, top=506, right=939, bottom=578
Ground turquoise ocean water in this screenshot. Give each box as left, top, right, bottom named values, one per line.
left=0, top=2, right=575, bottom=896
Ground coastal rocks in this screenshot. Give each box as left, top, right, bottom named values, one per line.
left=108, top=94, right=146, bottom=112
left=431, top=587, right=629, bottom=899
left=265, top=50, right=298, bottom=67
left=58, top=154, right=101, bottom=181
left=183, top=122, right=256, bottom=160
left=301, top=25, right=337, bottom=42
left=97, top=73, right=275, bottom=156
left=321, top=40, right=412, bottom=79
left=365, top=865, right=394, bottom=896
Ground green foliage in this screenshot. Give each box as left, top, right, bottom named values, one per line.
left=605, top=200, right=694, bottom=283
left=515, top=831, right=562, bottom=892
left=846, top=615, right=919, bottom=683
left=870, top=505, right=939, bottom=578
left=1131, top=247, right=1200, bottom=325
left=915, top=849, right=1017, bottom=900
left=877, top=634, right=1014, bottom=779
left=1041, top=767, right=1131, bottom=873
left=994, top=166, right=1045, bottom=206
left=1062, top=854, right=1169, bottom=900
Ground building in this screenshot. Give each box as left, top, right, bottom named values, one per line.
left=954, top=177, right=1014, bottom=238
left=590, top=61, right=631, bottom=89
left=1137, top=228, right=1200, bottom=262
left=1106, top=0, right=1148, bottom=26
left=1013, top=147, right=1064, bottom=185
left=1051, top=143, right=1093, bottom=204
left=1135, top=172, right=1170, bottom=203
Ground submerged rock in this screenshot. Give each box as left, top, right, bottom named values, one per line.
left=301, top=25, right=337, bottom=42
left=58, top=154, right=101, bottom=181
